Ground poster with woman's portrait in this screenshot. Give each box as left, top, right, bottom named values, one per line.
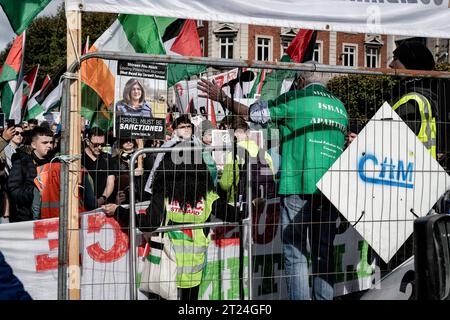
left=114, top=60, right=167, bottom=140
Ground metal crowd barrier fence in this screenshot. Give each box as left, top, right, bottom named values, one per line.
left=128, top=146, right=252, bottom=300
left=58, top=52, right=450, bottom=300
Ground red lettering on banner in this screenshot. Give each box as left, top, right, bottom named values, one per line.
left=86, top=213, right=129, bottom=263
left=253, top=203, right=280, bottom=244
left=34, top=220, right=59, bottom=272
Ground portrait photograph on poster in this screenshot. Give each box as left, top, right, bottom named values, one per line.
left=114, top=60, right=167, bottom=140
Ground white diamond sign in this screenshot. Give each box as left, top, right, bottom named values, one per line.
left=317, top=102, right=450, bottom=263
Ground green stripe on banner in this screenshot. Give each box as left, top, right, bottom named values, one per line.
left=154, top=17, right=178, bottom=37
left=137, top=271, right=141, bottom=288
left=147, top=254, right=161, bottom=264
left=167, top=64, right=207, bottom=88
left=260, top=55, right=297, bottom=101
left=168, top=230, right=193, bottom=241
left=1, top=82, right=14, bottom=117
left=118, top=14, right=166, bottom=55
left=25, top=104, right=44, bottom=120
left=248, top=69, right=263, bottom=98
left=0, top=64, right=18, bottom=84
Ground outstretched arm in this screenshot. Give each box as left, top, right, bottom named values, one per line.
left=197, top=79, right=250, bottom=119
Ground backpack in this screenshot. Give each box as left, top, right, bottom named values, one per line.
left=235, top=146, right=276, bottom=204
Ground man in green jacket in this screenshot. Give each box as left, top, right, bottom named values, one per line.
left=198, top=69, right=348, bottom=300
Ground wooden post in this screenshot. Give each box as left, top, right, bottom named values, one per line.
left=66, top=10, right=82, bottom=300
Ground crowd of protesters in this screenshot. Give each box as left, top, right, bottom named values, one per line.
left=0, top=120, right=61, bottom=223
left=0, top=41, right=449, bottom=301
left=0, top=111, right=271, bottom=224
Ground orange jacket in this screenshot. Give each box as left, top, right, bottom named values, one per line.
left=34, top=162, right=86, bottom=219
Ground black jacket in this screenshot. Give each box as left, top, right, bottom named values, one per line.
left=7, top=148, right=47, bottom=222
left=391, top=78, right=450, bottom=170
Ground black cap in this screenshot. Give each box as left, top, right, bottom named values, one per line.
left=393, top=41, right=435, bottom=71
left=171, top=114, right=192, bottom=130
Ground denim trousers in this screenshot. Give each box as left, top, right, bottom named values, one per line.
left=280, top=194, right=337, bottom=300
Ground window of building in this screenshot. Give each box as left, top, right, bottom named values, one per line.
left=313, top=41, right=323, bottom=63
left=256, top=37, right=272, bottom=61
left=281, top=39, right=292, bottom=55
left=342, top=44, right=357, bottom=67
left=199, top=37, right=205, bottom=56
left=220, top=36, right=234, bottom=59
left=365, top=46, right=380, bottom=68
left=280, top=28, right=297, bottom=56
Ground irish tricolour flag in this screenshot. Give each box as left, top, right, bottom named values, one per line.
left=0, top=32, right=25, bottom=123
left=81, top=14, right=205, bottom=130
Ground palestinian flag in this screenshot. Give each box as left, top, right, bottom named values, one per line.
left=26, top=73, right=50, bottom=119
left=248, top=69, right=266, bottom=99
left=259, top=29, right=317, bottom=101
left=21, top=65, right=39, bottom=108
left=168, top=229, right=193, bottom=242
left=0, top=0, right=52, bottom=35
left=81, top=14, right=205, bottom=130
left=161, top=19, right=205, bottom=87
left=286, top=29, right=317, bottom=63
left=0, top=32, right=25, bottom=123
left=25, top=67, right=64, bottom=120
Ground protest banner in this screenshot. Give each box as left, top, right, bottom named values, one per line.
left=0, top=201, right=380, bottom=299
left=114, top=60, right=167, bottom=140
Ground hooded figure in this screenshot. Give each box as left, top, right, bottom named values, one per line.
left=391, top=41, right=435, bottom=71
left=389, top=41, right=440, bottom=160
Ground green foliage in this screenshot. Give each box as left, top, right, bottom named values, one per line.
left=0, top=4, right=116, bottom=87
left=327, top=74, right=399, bottom=124
left=435, top=62, right=450, bottom=72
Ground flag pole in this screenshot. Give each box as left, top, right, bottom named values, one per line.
left=65, top=9, right=82, bottom=300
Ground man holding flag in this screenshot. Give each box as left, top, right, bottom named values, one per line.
left=198, top=30, right=349, bottom=300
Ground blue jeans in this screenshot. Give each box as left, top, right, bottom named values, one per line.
left=280, top=194, right=337, bottom=300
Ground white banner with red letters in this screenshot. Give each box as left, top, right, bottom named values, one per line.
left=0, top=200, right=380, bottom=300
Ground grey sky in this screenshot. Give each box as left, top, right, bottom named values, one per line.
left=0, top=0, right=64, bottom=52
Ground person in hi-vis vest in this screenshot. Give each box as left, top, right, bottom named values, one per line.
left=103, top=141, right=237, bottom=300
left=389, top=41, right=438, bottom=159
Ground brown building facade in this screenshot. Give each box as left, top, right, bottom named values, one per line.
left=197, top=20, right=395, bottom=68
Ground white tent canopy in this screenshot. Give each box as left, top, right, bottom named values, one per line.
left=66, top=0, right=450, bottom=38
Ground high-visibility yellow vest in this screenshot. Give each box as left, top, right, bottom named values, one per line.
left=393, top=93, right=437, bottom=159
left=166, top=191, right=219, bottom=289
